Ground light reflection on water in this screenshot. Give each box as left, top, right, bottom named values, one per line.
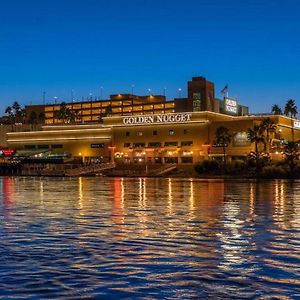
left=0, top=176, right=300, bottom=299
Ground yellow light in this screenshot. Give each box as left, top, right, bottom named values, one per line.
left=78, top=152, right=82, bottom=156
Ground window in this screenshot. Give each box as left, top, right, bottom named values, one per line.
left=37, top=145, right=49, bottom=149
left=24, top=145, right=36, bottom=150
left=183, top=129, right=188, bottom=134
left=124, top=143, right=131, bottom=148
left=126, top=131, right=130, bottom=137
left=133, top=142, right=145, bottom=148
left=153, top=130, right=157, bottom=136
left=181, top=157, right=193, bottom=163
left=164, top=141, right=178, bottom=147
left=154, top=157, right=162, bottom=164
left=181, top=141, right=193, bottom=146
left=148, top=142, right=161, bottom=147
left=169, top=129, right=175, bottom=135
left=51, top=144, right=63, bottom=149
left=165, top=157, right=178, bottom=163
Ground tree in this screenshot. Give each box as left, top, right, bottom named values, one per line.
left=38, top=112, right=45, bottom=124
left=28, top=111, right=38, bottom=129
left=98, top=112, right=106, bottom=124
left=54, top=102, right=80, bottom=124
left=11, top=101, right=22, bottom=123
left=284, top=141, right=299, bottom=175
left=271, top=104, right=282, bottom=115
left=105, top=104, right=112, bottom=117
left=5, top=106, right=14, bottom=124
left=214, top=126, right=231, bottom=171
left=55, top=102, right=69, bottom=123
left=261, top=118, right=277, bottom=153
left=284, top=99, right=298, bottom=141
left=247, top=124, right=265, bottom=172
left=284, top=99, right=297, bottom=118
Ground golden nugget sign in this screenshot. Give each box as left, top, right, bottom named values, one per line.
left=123, top=113, right=192, bottom=125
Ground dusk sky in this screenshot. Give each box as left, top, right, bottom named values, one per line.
left=0, top=0, right=299, bottom=115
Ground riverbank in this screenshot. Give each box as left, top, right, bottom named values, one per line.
left=1, top=161, right=300, bottom=179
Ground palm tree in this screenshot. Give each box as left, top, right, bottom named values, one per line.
left=28, top=111, right=38, bottom=129
left=284, top=99, right=298, bottom=141
left=271, top=104, right=282, bottom=115
left=214, top=126, right=231, bottom=171
left=38, top=112, right=45, bottom=124
left=12, top=101, right=22, bottom=122
left=284, top=99, right=298, bottom=118
left=98, top=112, right=106, bottom=124
left=261, top=118, right=277, bottom=153
left=55, top=102, right=69, bottom=123
left=105, top=104, right=113, bottom=117
left=247, top=124, right=265, bottom=171
left=5, top=106, right=14, bottom=129
left=284, top=141, right=299, bottom=175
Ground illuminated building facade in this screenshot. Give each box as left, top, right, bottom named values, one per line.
left=25, top=77, right=249, bottom=125
left=7, top=112, right=300, bottom=165
left=6, top=76, right=298, bottom=166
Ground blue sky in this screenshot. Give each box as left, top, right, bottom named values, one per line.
left=0, top=0, right=299, bottom=114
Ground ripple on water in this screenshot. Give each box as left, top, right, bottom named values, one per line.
left=0, top=177, right=300, bottom=299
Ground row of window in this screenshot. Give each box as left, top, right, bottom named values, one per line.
left=45, top=101, right=175, bottom=111
left=24, top=144, right=106, bottom=150
left=45, top=106, right=174, bottom=117
left=124, top=141, right=193, bottom=148
left=129, top=157, right=193, bottom=163
left=24, top=144, right=63, bottom=150
left=45, top=110, right=175, bottom=123
left=126, top=129, right=189, bottom=137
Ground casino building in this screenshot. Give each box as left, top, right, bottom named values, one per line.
left=24, top=76, right=249, bottom=125
left=5, top=76, right=300, bottom=167
left=6, top=111, right=300, bottom=165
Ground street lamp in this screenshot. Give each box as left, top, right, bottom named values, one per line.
left=178, top=88, right=182, bottom=98
left=100, top=86, right=103, bottom=100
left=163, top=87, right=167, bottom=97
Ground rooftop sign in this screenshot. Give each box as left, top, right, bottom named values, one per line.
left=123, top=113, right=192, bottom=125
left=294, top=120, right=300, bottom=129
left=224, top=98, right=238, bottom=115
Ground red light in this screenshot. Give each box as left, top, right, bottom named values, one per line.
left=2, top=149, right=15, bottom=157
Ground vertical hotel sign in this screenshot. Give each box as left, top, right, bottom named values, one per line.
left=294, top=120, right=300, bottom=128
left=224, top=97, right=238, bottom=115
left=123, top=113, right=192, bottom=125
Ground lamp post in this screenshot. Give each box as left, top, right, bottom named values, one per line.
left=43, top=91, right=46, bottom=104
left=100, top=86, right=103, bottom=100
left=163, top=87, right=167, bottom=97
left=178, top=88, right=182, bottom=98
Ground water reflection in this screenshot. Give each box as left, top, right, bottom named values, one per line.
left=0, top=177, right=299, bottom=299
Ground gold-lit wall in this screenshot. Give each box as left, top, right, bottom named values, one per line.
left=6, top=112, right=300, bottom=164
left=43, top=97, right=175, bottom=124
left=7, top=124, right=112, bottom=161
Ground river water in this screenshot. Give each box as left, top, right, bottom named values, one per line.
left=0, top=176, right=299, bottom=299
